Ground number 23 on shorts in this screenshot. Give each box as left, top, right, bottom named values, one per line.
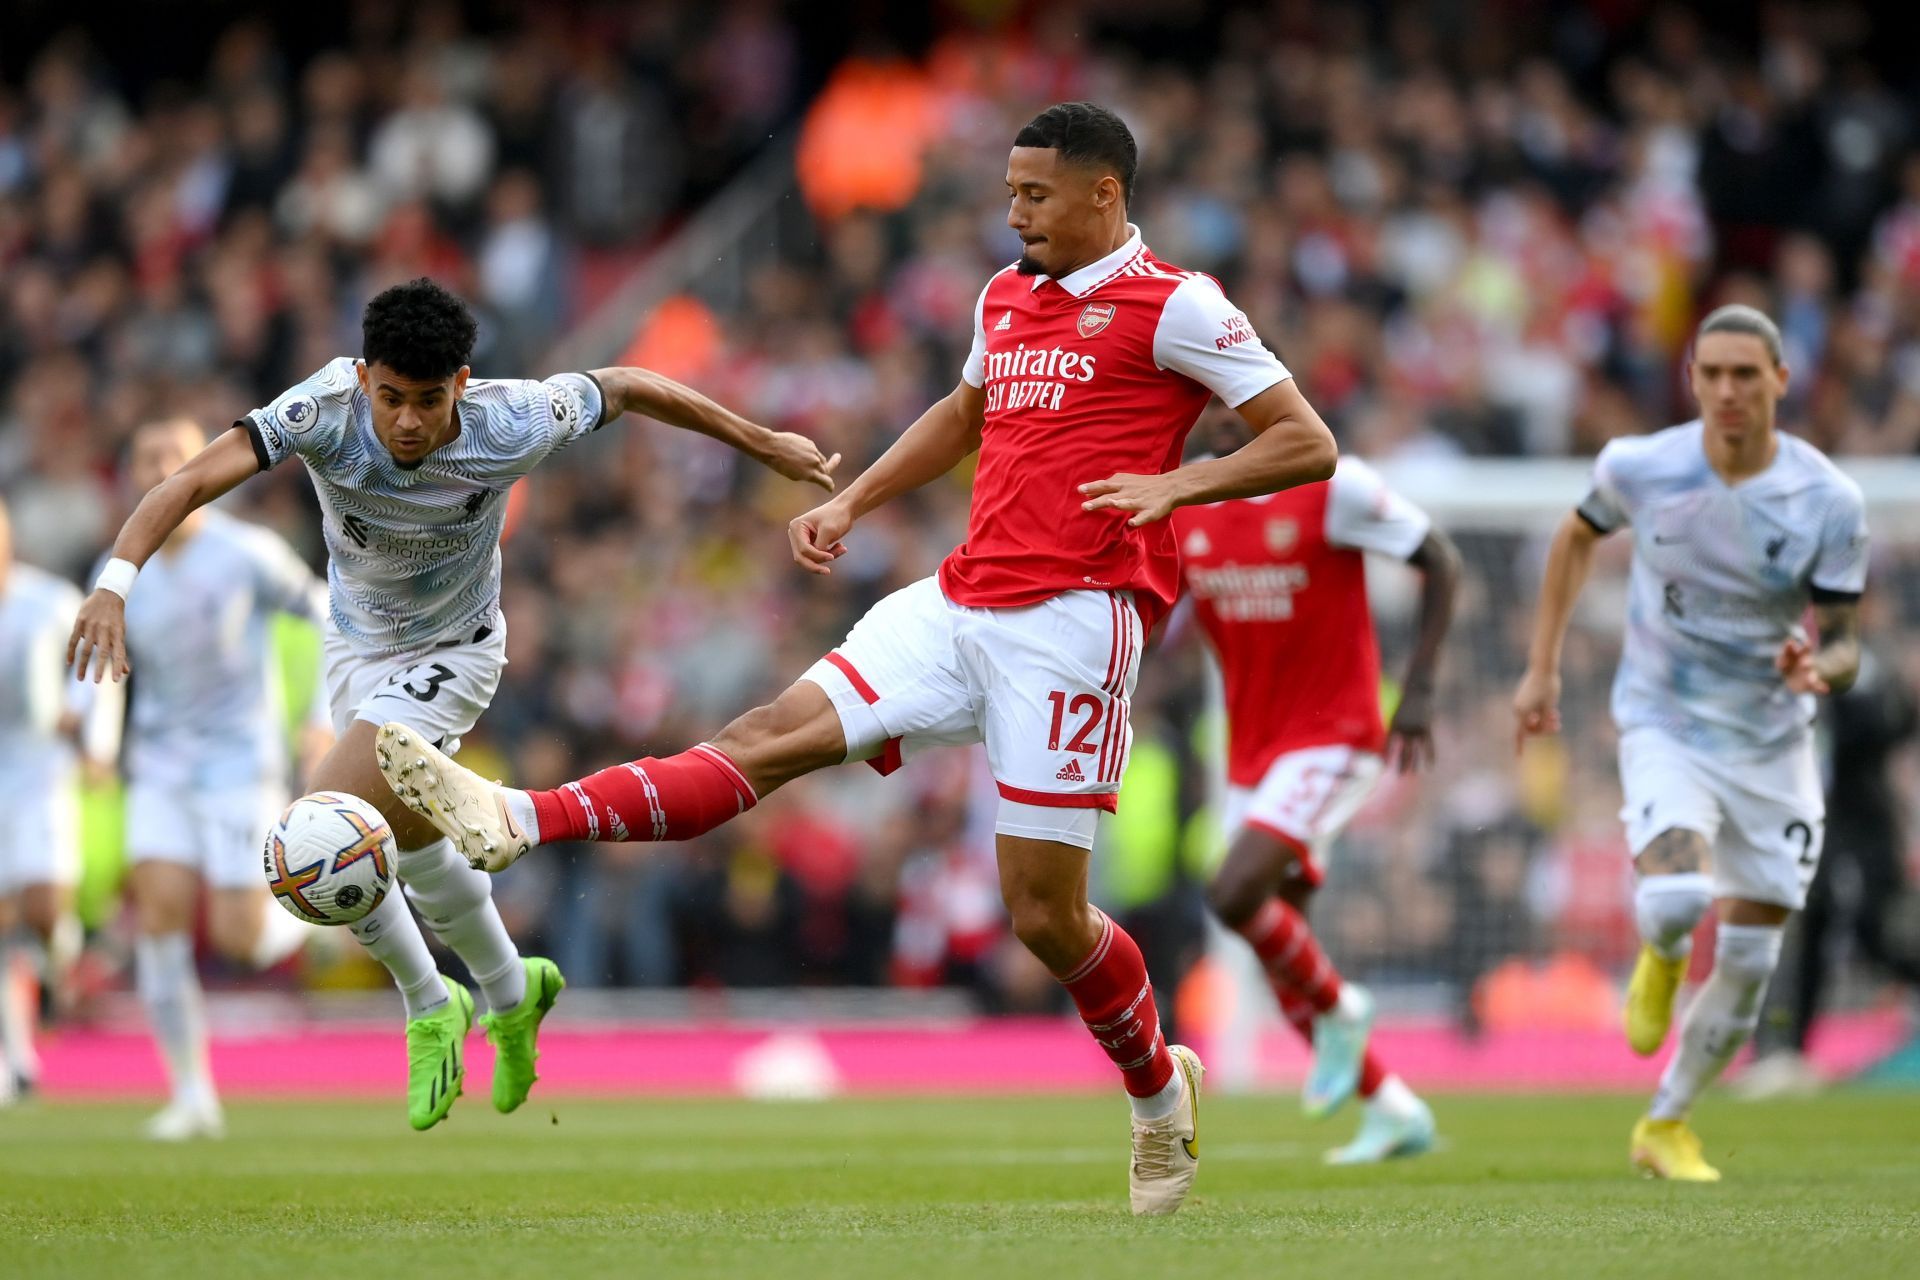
left=387, top=661, right=456, bottom=702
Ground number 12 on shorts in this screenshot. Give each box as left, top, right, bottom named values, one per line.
left=1047, top=690, right=1102, bottom=755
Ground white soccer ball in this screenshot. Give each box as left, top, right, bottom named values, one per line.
left=263, top=791, right=397, bottom=926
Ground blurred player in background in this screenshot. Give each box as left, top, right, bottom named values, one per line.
left=88, top=418, right=331, bottom=1139
left=1741, top=635, right=1920, bottom=1096
left=380, top=102, right=1337, bottom=1215
left=1515, top=305, right=1867, bottom=1180
left=0, top=496, right=84, bottom=1105
left=67, top=279, right=838, bottom=1131
left=1173, top=444, right=1458, bottom=1163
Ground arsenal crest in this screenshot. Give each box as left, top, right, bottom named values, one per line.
left=1264, top=519, right=1298, bottom=554
left=1077, top=302, right=1117, bottom=338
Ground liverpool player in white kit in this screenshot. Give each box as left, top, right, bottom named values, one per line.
left=68, top=279, right=838, bottom=1131
left=94, top=418, right=330, bottom=1139
left=0, top=496, right=84, bottom=1105
left=1515, top=306, right=1867, bottom=1181
left=380, top=103, right=1337, bottom=1214
left=1173, top=451, right=1458, bottom=1163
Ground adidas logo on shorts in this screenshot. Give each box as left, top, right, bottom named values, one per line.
left=1055, top=759, right=1085, bottom=782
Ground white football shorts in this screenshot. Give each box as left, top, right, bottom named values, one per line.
left=126, top=782, right=287, bottom=890
left=1618, top=727, right=1824, bottom=910
left=323, top=614, right=507, bottom=757
left=802, top=576, right=1142, bottom=850
left=1222, top=743, right=1385, bottom=887
left=0, top=780, right=79, bottom=893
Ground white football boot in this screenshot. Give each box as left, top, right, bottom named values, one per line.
left=144, top=1096, right=225, bottom=1141
left=375, top=723, right=531, bottom=872
left=1129, top=1044, right=1205, bottom=1216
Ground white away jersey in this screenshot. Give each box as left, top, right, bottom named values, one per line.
left=0, top=563, right=81, bottom=794
left=1579, top=422, right=1868, bottom=758
left=117, top=510, right=326, bottom=789
left=240, top=358, right=605, bottom=652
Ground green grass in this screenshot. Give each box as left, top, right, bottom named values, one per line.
left=3, top=1092, right=1917, bottom=1278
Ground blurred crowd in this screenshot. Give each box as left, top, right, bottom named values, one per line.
left=4, top=1, right=1920, bottom=1026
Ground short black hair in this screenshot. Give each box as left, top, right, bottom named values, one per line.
left=1014, top=102, right=1138, bottom=205
left=1697, top=303, right=1784, bottom=365
left=362, top=277, right=477, bottom=381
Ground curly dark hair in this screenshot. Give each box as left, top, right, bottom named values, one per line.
left=1014, top=102, right=1138, bottom=205
left=361, top=277, right=477, bottom=381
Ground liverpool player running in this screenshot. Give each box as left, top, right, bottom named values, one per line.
left=1515, top=306, right=1866, bottom=1180
left=1173, top=446, right=1458, bottom=1163
left=66, top=279, right=837, bottom=1131
left=380, top=102, right=1336, bottom=1215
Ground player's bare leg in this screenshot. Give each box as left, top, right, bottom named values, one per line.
left=128, top=860, right=222, bottom=1138
left=379, top=679, right=848, bottom=868
left=205, top=886, right=308, bottom=973
left=1208, top=830, right=1431, bottom=1158
left=997, top=833, right=1203, bottom=1215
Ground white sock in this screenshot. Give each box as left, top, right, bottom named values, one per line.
left=1129, top=1063, right=1185, bottom=1121
left=1650, top=923, right=1784, bottom=1120
left=1634, top=873, right=1714, bottom=960
left=504, top=789, right=541, bottom=844
left=1333, top=984, right=1368, bottom=1020
left=398, top=839, right=526, bottom=1012
left=0, top=936, right=38, bottom=1083
left=134, top=932, right=215, bottom=1108
left=250, top=898, right=312, bottom=970
left=347, top=883, right=447, bottom=1019
left=1367, top=1074, right=1422, bottom=1121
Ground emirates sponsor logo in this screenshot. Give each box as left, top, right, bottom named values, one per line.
left=1188, top=561, right=1311, bottom=621
left=1077, top=302, right=1116, bottom=337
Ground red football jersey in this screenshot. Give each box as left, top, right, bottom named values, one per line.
left=940, top=228, right=1290, bottom=628
left=1173, top=458, right=1431, bottom=785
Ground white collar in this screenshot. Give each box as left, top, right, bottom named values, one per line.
left=1028, top=224, right=1144, bottom=297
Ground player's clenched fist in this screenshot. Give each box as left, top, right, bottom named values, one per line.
left=759, top=433, right=841, bottom=492
left=789, top=498, right=853, bottom=575
left=1511, top=667, right=1562, bottom=754
left=68, top=588, right=131, bottom=683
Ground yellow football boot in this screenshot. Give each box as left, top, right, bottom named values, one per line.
left=1630, top=1116, right=1721, bottom=1182
left=1624, top=944, right=1687, bottom=1056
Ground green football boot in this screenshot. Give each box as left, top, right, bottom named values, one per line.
left=479, top=956, right=565, bottom=1114
left=405, top=976, right=474, bottom=1131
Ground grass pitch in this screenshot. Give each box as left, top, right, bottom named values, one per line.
left=3, top=1091, right=1916, bottom=1279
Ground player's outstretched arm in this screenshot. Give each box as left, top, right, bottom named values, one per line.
left=788, top=380, right=986, bottom=575
left=1513, top=510, right=1607, bottom=752
left=589, top=366, right=840, bottom=490
left=1778, top=600, right=1861, bottom=697
left=1387, top=526, right=1463, bottom=774
left=67, top=427, right=260, bottom=683
left=1079, top=379, right=1337, bottom=526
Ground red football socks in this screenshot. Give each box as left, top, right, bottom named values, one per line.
left=1276, top=961, right=1387, bottom=1099
left=527, top=744, right=756, bottom=844
left=1058, top=911, right=1176, bottom=1097
left=1237, top=897, right=1343, bottom=1013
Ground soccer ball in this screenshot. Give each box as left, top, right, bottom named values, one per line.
left=263, top=791, right=397, bottom=926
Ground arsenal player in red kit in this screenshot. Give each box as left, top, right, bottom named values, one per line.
left=379, top=102, right=1336, bottom=1215
left=1173, top=443, right=1459, bottom=1163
